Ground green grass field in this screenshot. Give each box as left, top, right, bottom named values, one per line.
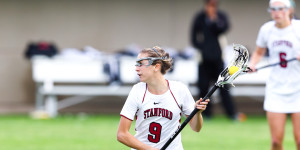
left=0, top=114, right=296, bottom=150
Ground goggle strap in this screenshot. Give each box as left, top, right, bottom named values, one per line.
left=152, top=48, right=162, bottom=57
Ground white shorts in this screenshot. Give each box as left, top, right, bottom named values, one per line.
left=264, top=90, right=300, bottom=113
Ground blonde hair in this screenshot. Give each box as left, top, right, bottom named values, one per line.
left=140, top=46, right=173, bottom=74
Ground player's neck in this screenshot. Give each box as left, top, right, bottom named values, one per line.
left=275, top=19, right=291, bottom=29
left=147, top=77, right=168, bottom=95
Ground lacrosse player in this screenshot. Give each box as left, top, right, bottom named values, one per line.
left=249, top=0, right=300, bottom=149
left=117, top=46, right=209, bottom=150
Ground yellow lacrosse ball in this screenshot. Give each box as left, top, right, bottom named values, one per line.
left=229, top=66, right=239, bottom=75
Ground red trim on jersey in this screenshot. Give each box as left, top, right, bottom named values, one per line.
left=179, top=113, right=182, bottom=123
left=142, top=84, right=148, bottom=103
left=120, top=114, right=133, bottom=121
left=167, top=80, right=181, bottom=110
left=135, top=109, right=139, bottom=121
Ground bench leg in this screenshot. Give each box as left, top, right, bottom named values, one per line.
left=45, top=95, right=58, bottom=117
left=35, top=83, right=44, bottom=110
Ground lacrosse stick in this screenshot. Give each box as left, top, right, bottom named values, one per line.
left=161, top=44, right=249, bottom=150
left=255, top=58, right=297, bottom=72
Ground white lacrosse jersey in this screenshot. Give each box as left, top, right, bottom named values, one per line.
left=120, top=80, right=196, bottom=150
left=256, top=19, right=300, bottom=113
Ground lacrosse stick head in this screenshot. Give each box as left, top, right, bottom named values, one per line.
left=216, top=44, right=249, bottom=87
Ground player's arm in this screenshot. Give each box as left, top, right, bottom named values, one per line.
left=249, top=46, right=267, bottom=72
left=117, top=116, right=158, bottom=150
left=188, top=98, right=209, bottom=132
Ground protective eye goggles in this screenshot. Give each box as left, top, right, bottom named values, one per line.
left=135, top=57, right=164, bottom=67
left=135, top=47, right=167, bottom=67
left=268, top=6, right=288, bottom=12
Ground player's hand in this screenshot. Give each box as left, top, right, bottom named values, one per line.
left=195, top=98, right=210, bottom=112
left=247, top=65, right=256, bottom=73
left=297, top=55, right=300, bottom=61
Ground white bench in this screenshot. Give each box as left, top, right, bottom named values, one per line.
left=32, top=56, right=111, bottom=117
left=31, top=55, right=269, bottom=118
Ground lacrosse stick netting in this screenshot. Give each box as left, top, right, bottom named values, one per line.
left=216, top=44, right=249, bottom=87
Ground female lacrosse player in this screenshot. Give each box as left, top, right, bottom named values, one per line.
left=249, top=0, right=300, bottom=149
left=117, top=46, right=209, bottom=150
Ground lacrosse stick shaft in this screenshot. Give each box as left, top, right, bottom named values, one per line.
left=256, top=58, right=297, bottom=71
left=161, top=85, right=219, bottom=150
